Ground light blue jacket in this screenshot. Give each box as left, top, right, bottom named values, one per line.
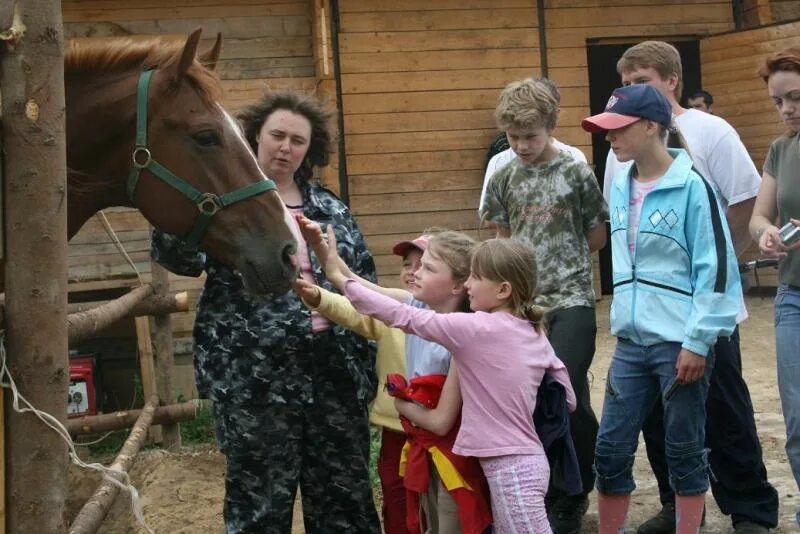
left=609, top=149, right=741, bottom=356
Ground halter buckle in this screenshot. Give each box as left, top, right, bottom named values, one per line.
left=197, top=193, right=221, bottom=216
left=132, top=147, right=152, bottom=169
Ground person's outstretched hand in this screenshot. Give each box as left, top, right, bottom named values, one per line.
left=321, top=224, right=349, bottom=290
left=293, top=278, right=322, bottom=308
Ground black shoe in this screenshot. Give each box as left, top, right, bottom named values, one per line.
left=733, top=521, right=769, bottom=533
left=549, top=495, right=589, bottom=534
left=636, top=503, right=675, bottom=534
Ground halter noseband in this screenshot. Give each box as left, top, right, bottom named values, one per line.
left=127, top=69, right=277, bottom=247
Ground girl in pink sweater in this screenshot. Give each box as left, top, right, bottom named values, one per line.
left=323, top=229, right=576, bottom=534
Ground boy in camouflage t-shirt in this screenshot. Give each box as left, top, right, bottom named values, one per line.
left=479, top=78, right=608, bottom=534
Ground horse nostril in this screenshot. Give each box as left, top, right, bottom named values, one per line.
left=282, top=241, right=298, bottom=270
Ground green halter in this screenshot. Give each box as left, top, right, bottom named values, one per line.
left=127, top=69, right=277, bottom=247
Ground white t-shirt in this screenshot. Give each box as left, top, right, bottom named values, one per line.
left=478, top=138, right=587, bottom=212
left=603, top=108, right=759, bottom=323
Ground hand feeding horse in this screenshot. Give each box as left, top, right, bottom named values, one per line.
left=63, top=29, right=297, bottom=295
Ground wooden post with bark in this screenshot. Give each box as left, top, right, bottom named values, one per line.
left=151, top=262, right=181, bottom=450
left=0, top=2, right=69, bottom=532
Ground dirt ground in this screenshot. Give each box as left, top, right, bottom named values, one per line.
left=67, top=295, right=799, bottom=533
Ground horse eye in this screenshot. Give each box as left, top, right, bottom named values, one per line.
left=192, top=130, right=221, bottom=147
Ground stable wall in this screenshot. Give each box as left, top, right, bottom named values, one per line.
left=701, top=18, right=800, bottom=287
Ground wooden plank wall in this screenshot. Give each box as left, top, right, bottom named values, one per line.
left=701, top=19, right=800, bottom=286
left=61, top=0, right=316, bottom=394
left=772, top=0, right=800, bottom=23
left=336, top=0, right=541, bottom=282
left=542, top=0, right=734, bottom=163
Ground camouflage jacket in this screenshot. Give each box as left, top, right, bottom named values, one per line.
left=481, top=152, right=608, bottom=311
left=151, top=181, right=378, bottom=407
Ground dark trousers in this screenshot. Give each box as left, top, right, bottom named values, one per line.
left=546, top=305, right=599, bottom=497
left=641, top=328, right=779, bottom=527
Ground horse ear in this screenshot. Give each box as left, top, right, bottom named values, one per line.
left=176, top=28, right=203, bottom=78
left=199, top=33, right=223, bottom=71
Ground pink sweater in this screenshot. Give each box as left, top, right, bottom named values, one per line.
left=344, top=280, right=576, bottom=457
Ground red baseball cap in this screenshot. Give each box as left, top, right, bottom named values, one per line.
left=392, top=235, right=430, bottom=257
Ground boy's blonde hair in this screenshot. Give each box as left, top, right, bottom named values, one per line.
left=494, top=78, right=559, bottom=132
left=470, top=238, right=545, bottom=332
left=617, top=41, right=684, bottom=100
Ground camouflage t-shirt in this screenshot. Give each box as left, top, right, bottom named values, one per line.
left=480, top=152, right=608, bottom=311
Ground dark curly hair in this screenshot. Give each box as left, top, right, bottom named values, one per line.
left=237, top=91, right=334, bottom=184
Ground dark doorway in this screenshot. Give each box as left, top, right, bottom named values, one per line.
left=587, top=39, right=702, bottom=294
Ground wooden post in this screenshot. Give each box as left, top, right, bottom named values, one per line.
left=1, top=2, right=68, bottom=532
left=151, top=262, right=180, bottom=450
left=311, top=0, right=342, bottom=194
left=742, top=0, right=773, bottom=27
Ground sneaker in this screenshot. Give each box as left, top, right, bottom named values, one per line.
left=549, top=495, right=589, bottom=534
left=733, top=522, right=769, bottom=533
left=636, top=503, right=675, bottom=534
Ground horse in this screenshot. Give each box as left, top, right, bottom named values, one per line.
left=63, top=29, right=297, bottom=295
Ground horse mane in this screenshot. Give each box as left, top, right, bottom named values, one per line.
left=64, top=36, right=222, bottom=104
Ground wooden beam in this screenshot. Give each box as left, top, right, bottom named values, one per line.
left=67, top=401, right=199, bottom=436
left=151, top=262, right=180, bottom=450
left=68, top=396, right=159, bottom=534
left=67, top=284, right=154, bottom=345
left=742, top=0, right=773, bottom=27
left=66, top=291, right=189, bottom=318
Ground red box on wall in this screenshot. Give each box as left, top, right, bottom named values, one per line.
left=68, top=356, right=97, bottom=418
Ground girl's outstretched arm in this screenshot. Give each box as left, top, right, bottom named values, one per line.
left=295, top=214, right=411, bottom=302
left=395, top=364, right=462, bottom=436
left=293, top=279, right=386, bottom=342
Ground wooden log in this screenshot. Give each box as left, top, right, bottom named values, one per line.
left=67, top=284, right=154, bottom=345
left=68, top=396, right=159, bottom=534
left=151, top=262, right=180, bottom=450
left=67, top=401, right=199, bottom=436
left=67, top=291, right=189, bottom=317
left=1, top=2, right=68, bottom=532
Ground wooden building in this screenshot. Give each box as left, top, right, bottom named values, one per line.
left=61, top=0, right=800, bottom=400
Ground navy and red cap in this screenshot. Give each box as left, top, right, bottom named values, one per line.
left=581, top=84, right=673, bottom=133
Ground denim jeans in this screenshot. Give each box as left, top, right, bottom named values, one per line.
left=595, top=339, right=714, bottom=496
left=776, top=284, right=800, bottom=488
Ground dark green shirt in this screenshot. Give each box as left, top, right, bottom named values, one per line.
left=765, top=133, right=800, bottom=287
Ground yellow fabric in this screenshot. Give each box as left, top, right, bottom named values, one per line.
left=312, top=288, right=407, bottom=432
left=429, top=446, right=474, bottom=492
left=398, top=442, right=473, bottom=492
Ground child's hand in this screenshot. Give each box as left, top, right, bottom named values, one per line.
left=675, top=349, right=706, bottom=384
left=322, top=225, right=349, bottom=289
left=293, top=278, right=322, bottom=308
left=295, top=213, right=331, bottom=259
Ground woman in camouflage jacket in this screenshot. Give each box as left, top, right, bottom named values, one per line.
left=151, top=91, right=380, bottom=533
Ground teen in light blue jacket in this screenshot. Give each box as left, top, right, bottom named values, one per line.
left=581, top=84, right=742, bottom=534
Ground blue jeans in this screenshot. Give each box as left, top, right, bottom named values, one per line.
left=595, top=339, right=714, bottom=496
left=776, top=285, right=800, bottom=489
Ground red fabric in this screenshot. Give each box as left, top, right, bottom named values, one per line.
left=379, top=428, right=413, bottom=534
left=393, top=374, right=492, bottom=534
left=386, top=373, right=447, bottom=409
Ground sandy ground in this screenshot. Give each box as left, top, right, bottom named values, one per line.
left=67, top=295, right=800, bottom=533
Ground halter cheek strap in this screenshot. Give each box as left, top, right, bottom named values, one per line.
left=127, top=69, right=277, bottom=247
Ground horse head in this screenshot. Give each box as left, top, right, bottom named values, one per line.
left=65, top=30, right=299, bottom=295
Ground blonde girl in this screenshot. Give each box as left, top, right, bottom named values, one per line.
left=318, top=229, right=575, bottom=534
left=294, top=216, right=492, bottom=534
